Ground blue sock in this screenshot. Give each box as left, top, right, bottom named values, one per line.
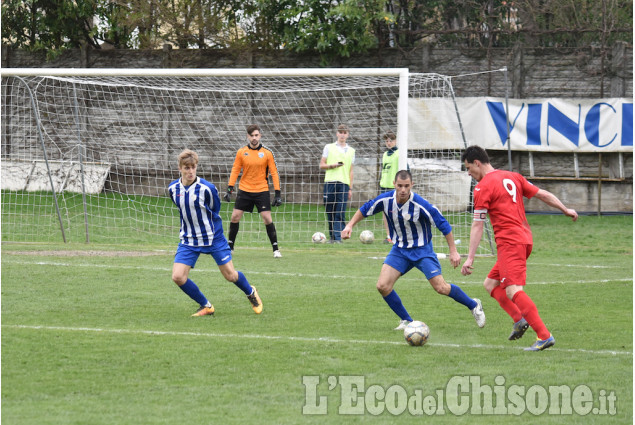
left=233, top=271, right=253, bottom=296
left=448, top=284, right=477, bottom=309
left=383, top=290, right=413, bottom=321
left=179, top=279, right=209, bottom=307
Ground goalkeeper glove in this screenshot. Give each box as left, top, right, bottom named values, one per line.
left=223, top=186, right=234, bottom=202
left=272, top=190, right=282, bottom=207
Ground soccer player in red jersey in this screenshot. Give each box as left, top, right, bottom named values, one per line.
left=460, top=145, right=578, bottom=351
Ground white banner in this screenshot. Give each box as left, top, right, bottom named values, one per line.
left=408, top=97, right=633, bottom=152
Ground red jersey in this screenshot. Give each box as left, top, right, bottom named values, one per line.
left=473, top=169, right=539, bottom=245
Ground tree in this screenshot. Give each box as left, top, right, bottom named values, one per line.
left=2, top=0, right=631, bottom=59
left=1, top=0, right=140, bottom=52
left=156, top=0, right=249, bottom=49
left=516, top=0, right=633, bottom=47
left=385, top=0, right=444, bottom=48
left=266, top=0, right=391, bottom=63
left=97, top=1, right=138, bottom=48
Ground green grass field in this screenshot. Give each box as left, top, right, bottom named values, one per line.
left=2, top=215, right=632, bottom=424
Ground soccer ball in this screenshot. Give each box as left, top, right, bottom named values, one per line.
left=359, top=230, right=374, bottom=244
left=312, top=232, right=327, bottom=243
left=404, top=321, right=430, bottom=346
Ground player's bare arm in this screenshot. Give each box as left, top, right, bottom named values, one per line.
left=534, top=189, right=578, bottom=221
left=461, top=220, right=485, bottom=276
left=319, top=156, right=343, bottom=170
left=341, top=210, right=364, bottom=239
left=444, top=231, right=461, bottom=268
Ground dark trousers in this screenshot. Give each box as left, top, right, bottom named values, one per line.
left=323, top=182, right=349, bottom=241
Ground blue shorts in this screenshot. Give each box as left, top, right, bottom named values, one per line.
left=384, top=245, right=442, bottom=280
left=174, top=243, right=232, bottom=268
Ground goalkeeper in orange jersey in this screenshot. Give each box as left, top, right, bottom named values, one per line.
left=224, top=124, right=283, bottom=258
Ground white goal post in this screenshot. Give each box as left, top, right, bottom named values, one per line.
left=1, top=67, right=494, bottom=255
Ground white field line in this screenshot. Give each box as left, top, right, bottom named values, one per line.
left=3, top=324, right=631, bottom=357
left=529, top=262, right=619, bottom=269
left=371, top=257, right=621, bottom=269
left=2, top=259, right=632, bottom=286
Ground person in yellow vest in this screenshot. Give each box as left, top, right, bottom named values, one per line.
left=319, top=124, right=355, bottom=243
left=379, top=132, right=400, bottom=244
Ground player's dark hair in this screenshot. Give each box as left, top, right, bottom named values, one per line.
left=247, top=124, right=261, bottom=135
left=461, top=145, right=490, bottom=164
left=394, top=169, right=412, bottom=182
left=384, top=131, right=396, bottom=141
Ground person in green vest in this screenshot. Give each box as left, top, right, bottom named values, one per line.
left=319, top=124, right=355, bottom=243
left=379, top=131, right=400, bottom=244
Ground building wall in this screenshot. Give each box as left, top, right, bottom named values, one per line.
left=3, top=42, right=632, bottom=98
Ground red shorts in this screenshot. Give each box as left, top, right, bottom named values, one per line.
left=487, top=244, right=533, bottom=289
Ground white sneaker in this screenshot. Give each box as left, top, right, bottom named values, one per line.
left=273, top=250, right=282, bottom=258
left=394, top=320, right=411, bottom=331
left=471, top=298, right=486, bottom=328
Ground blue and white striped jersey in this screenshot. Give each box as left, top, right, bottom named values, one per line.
left=360, top=190, right=452, bottom=249
left=168, top=177, right=225, bottom=247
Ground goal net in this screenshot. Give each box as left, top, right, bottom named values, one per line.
left=1, top=69, right=494, bottom=256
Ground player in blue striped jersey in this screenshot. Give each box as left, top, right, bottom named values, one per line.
left=342, top=170, right=485, bottom=330
left=169, top=149, right=263, bottom=316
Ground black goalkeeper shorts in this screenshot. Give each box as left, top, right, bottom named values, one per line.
left=234, top=190, right=271, bottom=213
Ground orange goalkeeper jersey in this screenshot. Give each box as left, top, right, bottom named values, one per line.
left=228, top=144, right=281, bottom=193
